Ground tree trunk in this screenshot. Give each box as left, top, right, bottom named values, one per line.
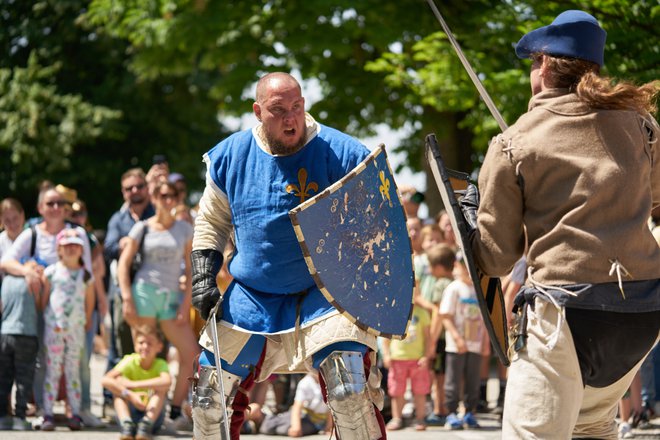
left=420, top=108, right=474, bottom=220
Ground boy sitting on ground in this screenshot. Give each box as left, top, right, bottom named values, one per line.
left=102, top=325, right=171, bottom=440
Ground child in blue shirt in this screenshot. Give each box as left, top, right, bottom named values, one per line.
left=0, top=267, right=41, bottom=430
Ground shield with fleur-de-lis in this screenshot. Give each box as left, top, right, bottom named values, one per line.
left=289, top=145, right=414, bottom=338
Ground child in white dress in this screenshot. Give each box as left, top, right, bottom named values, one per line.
left=40, top=229, right=94, bottom=431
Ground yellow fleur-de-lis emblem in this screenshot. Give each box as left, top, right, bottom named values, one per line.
left=286, top=168, right=319, bottom=203
left=379, top=170, right=392, bottom=207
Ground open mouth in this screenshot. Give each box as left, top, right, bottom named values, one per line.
left=284, top=128, right=296, bottom=136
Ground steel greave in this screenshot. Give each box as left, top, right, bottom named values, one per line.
left=319, top=351, right=382, bottom=440
left=192, top=365, right=240, bottom=440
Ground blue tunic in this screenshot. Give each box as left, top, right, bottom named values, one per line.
left=205, top=124, right=370, bottom=333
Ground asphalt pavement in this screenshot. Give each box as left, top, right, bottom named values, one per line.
left=3, top=353, right=659, bottom=439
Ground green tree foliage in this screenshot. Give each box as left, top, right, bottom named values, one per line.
left=0, top=53, right=120, bottom=194
left=2, top=0, right=656, bottom=221
left=85, top=1, right=657, bottom=166
left=0, top=0, right=224, bottom=226
left=83, top=0, right=497, bottom=168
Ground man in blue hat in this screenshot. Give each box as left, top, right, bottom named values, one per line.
left=466, top=9, right=660, bottom=439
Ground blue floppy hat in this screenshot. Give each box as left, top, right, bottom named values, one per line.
left=515, top=10, right=606, bottom=67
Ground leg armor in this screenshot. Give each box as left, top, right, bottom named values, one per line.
left=319, top=351, right=383, bottom=440
left=191, top=365, right=240, bottom=440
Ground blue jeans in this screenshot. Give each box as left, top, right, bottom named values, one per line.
left=80, top=310, right=99, bottom=411
left=640, top=342, right=658, bottom=406
left=129, top=403, right=165, bottom=433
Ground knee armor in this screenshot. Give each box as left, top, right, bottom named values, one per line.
left=191, top=365, right=240, bottom=440
left=319, top=351, right=382, bottom=440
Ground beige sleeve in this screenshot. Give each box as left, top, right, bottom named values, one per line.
left=471, top=135, right=525, bottom=277
left=192, top=184, right=232, bottom=252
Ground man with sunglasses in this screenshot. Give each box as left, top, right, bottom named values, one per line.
left=103, top=168, right=156, bottom=404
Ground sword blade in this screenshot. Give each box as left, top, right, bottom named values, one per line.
left=425, top=0, right=508, bottom=132
left=208, top=309, right=232, bottom=440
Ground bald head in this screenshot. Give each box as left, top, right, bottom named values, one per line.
left=255, top=72, right=301, bottom=103
left=252, top=72, right=307, bottom=156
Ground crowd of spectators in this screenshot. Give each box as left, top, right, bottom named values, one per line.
left=0, top=176, right=658, bottom=439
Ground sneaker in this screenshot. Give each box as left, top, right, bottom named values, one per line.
left=31, top=415, right=45, bottom=430
left=68, top=415, right=83, bottom=431
left=385, top=417, right=403, bottom=431
left=425, top=413, right=446, bottom=426
left=643, top=401, right=656, bottom=418
left=241, top=420, right=257, bottom=434
left=135, top=418, right=154, bottom=440
left=0, top=416, right=12, bottom=430
left=120, top=420, right=136, bottom=440
left=79, top=409, right=105, bottom=428
left=618, top=422, right=634, bottom=439
left=631, top=409, right=650, bottom=429
left=168, top=413, right=193, bottom=431
left=445, top=413, right=463, bottom=430
left=491, top=404, right=504, bottom=415
left=12, top=417, right=32, bottom=431
left=638, top=405, right=654, bottom=430
left=41, top=415, right=56, bottom=431
left=476, top=400, right=489, bottom=413
left=462, top=412, right=480, bottom=429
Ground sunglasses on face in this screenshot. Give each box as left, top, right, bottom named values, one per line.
left=123, top=183, right=147, bottom=192
left=45, top=200, right=70, bottom=208
left=159, top=193, right=177, bottom=200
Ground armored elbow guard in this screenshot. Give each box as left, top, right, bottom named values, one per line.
left=319, top=351, right=382, bottom=440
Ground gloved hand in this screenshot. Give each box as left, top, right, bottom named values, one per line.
left=459, top=183, right=480, bottom=230
left=191, top=249, right=224, bottom=321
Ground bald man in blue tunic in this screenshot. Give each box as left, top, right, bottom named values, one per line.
left=190, top=72, right=387, bottom=440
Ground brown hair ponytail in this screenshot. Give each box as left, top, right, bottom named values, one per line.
left=541, top=54, right=659, bottom=114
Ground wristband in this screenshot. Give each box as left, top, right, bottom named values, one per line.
left=121, top=389, right=129, bottom=398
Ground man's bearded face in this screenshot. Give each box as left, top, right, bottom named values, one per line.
left=255, top=81, right=307, bottom=155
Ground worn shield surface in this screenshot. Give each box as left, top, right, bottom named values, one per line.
left=425, top=134, right=510, bottom=366
left=289, top=145, right=414, bottom=339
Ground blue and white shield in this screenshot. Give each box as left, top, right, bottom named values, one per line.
left=289, top=145, right=414, bottom=338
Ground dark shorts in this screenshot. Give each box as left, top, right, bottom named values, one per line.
left=432, top=338, right=446, bottom=374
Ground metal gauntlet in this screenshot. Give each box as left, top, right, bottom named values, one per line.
left=191, top=249, right=223, bottom=320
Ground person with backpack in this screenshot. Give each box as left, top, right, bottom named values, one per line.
left=1, top=186, right=92, bottom=426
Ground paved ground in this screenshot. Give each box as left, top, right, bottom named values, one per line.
left=2, top=353, right=659, bottom=439
left=2, top=421, right=504, bottom=440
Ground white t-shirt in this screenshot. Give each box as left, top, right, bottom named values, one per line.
left=439, top=279, right=484, bottom=354
left=1, top=224, right=93, bottom=274
left=0, top=230, right=14, bottom=258
left=294, top=374, right=328, bottom=417
left=129, top=220, right=193, bottom=292
left=0, top=230, right=15, bottom=278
